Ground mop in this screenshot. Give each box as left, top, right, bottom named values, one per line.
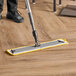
left=6, top=0, right=69, bottom=56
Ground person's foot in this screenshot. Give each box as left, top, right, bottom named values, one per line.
left=6, top=11, right=24, bottom=23
left=0, top=13, right=2, bottom=20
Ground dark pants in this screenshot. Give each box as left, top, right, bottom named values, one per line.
left=0, top=0, right=18, bottom=13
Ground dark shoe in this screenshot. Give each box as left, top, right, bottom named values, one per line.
left=6, top=11, right=24, bottom=23
left=0, top=13, right=2, bottom=19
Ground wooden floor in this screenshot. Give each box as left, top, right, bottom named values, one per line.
left=0, top=0, right=76, bottom=76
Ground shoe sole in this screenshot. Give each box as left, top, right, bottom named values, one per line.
left=6, top=16, right=24, bottom=23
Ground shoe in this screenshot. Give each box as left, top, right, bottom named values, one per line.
left=0, top=13, right=2, bottom=19
left=6, top=11, right=24, bottom=23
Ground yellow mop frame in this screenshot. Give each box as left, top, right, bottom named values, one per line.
left=6, top=39, right=69, bottom=56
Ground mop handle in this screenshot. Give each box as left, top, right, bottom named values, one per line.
left=25, top=0, right=40, bottom=46
left=25, top=0, right=35, bottom=30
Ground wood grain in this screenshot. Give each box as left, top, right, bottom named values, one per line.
left=0, top=0, right=76, bottom=76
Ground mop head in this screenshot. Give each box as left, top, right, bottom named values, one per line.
left=6, top=39, right=69, bottom=56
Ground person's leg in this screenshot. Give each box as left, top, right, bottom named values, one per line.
left=7, top=0, right=17, bottom=13
left=0, top=0, right=3, bottom=19
left=0, top=0, right=3, bottom=13
left=7, top=0, right=24, bottom=23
